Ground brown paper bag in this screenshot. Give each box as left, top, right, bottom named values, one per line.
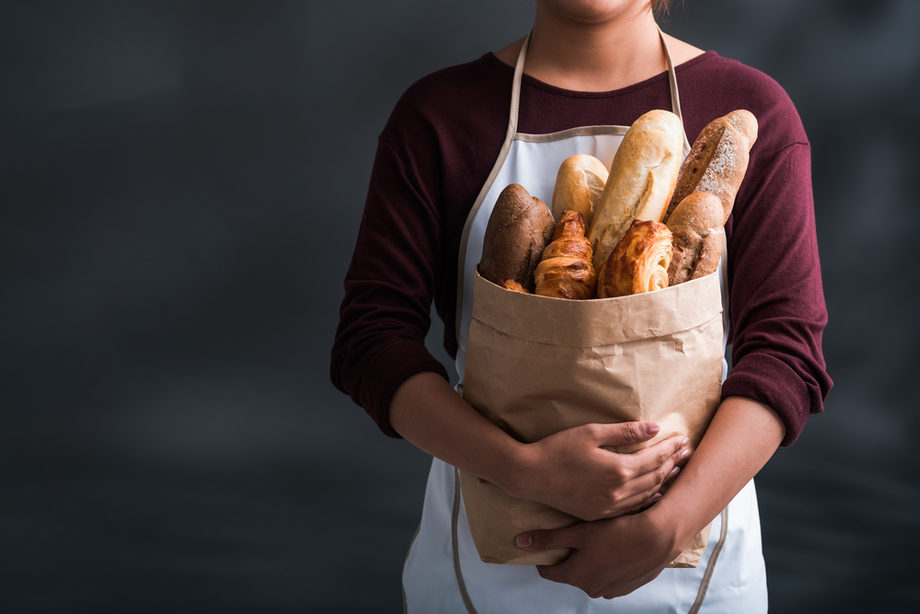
left=459, top=269, right=724, bottom=567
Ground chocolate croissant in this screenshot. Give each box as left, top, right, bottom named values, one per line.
left=534, top=210, right=596, bottom=300
left=596, top=220, right=672, bottom=298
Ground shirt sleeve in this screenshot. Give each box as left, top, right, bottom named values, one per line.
left=722, top=141, right=833, bottom=445
left=330, top=135, right=449, bottom=438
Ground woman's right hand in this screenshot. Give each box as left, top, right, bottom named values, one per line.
left=501, top=422, right=690, bottom=522
left=389, top=374, right=688, bottom=523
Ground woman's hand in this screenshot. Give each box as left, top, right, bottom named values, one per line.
left=390, top=373, right=687, bottom=524
left=515, top=504, right=680, bottom=600
left=512, top=396, right=787, bottom=600
left=502, top=422, right=689, bottom=521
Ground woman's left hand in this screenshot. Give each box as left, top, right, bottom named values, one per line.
left=515, top=505, right=682, bottom=600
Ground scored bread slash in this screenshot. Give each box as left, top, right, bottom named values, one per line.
left=664, top=109, right=758, bottom=223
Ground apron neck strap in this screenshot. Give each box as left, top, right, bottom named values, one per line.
left=506, top=31, right=529, bottom=140
left=658, top=26, right=692, bottom=154
left=509, top=26, right=690, bottom=153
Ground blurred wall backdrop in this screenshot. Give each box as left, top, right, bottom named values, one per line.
left=2, top=1, right=918, bottom=612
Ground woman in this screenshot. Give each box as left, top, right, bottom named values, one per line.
left=331, top=1, right=831, bottom=611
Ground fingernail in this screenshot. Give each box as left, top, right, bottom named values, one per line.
left=680, top=448, right=691, bottom=460
left=516, top=533, right=533, bottom=549
left=680, top=436, right=690, bottom=447
left=645, top=423, right=660, bottom=435
left=669, top=466, right=681, bottom=478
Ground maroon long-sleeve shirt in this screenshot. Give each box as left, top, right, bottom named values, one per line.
left=331, top=51, right=832, bottom=445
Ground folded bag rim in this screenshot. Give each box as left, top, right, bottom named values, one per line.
left=472, top=269, right=723, bottom=348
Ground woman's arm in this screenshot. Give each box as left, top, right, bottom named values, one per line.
left=654, top=396, right=784, bottom=542
left=391, top=371, right=691, bottom=522
left=515, top=396, right=784, bottom=599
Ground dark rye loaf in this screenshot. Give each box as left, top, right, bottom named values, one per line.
left=479, top=183, right=555, bottom=292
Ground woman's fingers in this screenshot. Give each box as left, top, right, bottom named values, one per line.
left=627, top=434, right=689, bottom=478
left=516, top=522, right=583, bottom=553
left=585, top=421, right=660, bottom=447
left=609, top=461, right=682, bottom=514
left=519, top=423, right=691, bottom=522
left=613, top=490, right=663, bottom=517
left=599, top=434, right=689, bottom=515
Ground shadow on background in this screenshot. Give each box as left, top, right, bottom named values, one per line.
left=2, top=1, right=918, bottom=612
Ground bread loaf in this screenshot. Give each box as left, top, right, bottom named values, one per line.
left=588, top=109, right=684, bottom=272
left=596, top=220, right=673, bottom=298
left=550, top=154, right=608, bottom=225
left=664, top=109, right=758, bottom=223
left=479, top=183, right=555, bottom=292
left=666, top=192, right=725, bottom=285
left=534, top=210, right=596, bottom=300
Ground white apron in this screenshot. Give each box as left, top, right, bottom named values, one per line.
left=403, top=30, right=768, bottom=613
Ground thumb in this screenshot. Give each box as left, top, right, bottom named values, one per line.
left=590, top=421, right=658, bottom=448
left=515, top=524, right=579, bottom=552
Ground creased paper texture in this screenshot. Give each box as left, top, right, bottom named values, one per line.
left=460, top=270, right=724, bottom=566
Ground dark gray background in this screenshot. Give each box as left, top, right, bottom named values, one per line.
left=2, top=1, right=918, bottom=612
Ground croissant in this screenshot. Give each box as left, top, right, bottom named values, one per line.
left=534, top=210, right=596, bottom=300
left=596, top=220, right=672, bottom=298
left=502, top=279, right=530, bottom=294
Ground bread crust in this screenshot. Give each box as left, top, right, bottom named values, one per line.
left=588, top=109, right=684, bottom=272
left=665, top=109, right=758, bottom=222
left=550, top=154, right=609, bottom=226
left=479, top=183, right=555, bottom=292
left=666, top=191, right=725, bottom=285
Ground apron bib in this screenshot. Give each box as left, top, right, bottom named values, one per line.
left=403, top=30, right=768, bottom=614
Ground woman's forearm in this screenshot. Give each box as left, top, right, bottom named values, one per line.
left=654, top=396, right=786, bottom=548
left=388, top=370, right=689, bottom=522
left=389, top=371, right=525, bottom=490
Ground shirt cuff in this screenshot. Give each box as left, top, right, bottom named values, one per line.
left=721, top=352, right=812, bottom=446
left=359, top=338, right=450, bottom=438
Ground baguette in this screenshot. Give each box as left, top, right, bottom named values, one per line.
left=664, top=109, right=758, bottom=223
left=588, top=109, right=684, bottom=271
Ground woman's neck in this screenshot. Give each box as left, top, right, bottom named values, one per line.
left=499, top=4, right=668, bottom=93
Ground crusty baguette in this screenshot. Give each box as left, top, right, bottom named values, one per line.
left=596, top=220, right=673, bottom=298
left=588, top=109, right=684, bottom=271
left=550, top=154, right=608, bottom=225
left=664, top=109, right=758, bottom=223
left=665, top=192, right=726, bottom=285
left=479, top=183, right=555, bottom=292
